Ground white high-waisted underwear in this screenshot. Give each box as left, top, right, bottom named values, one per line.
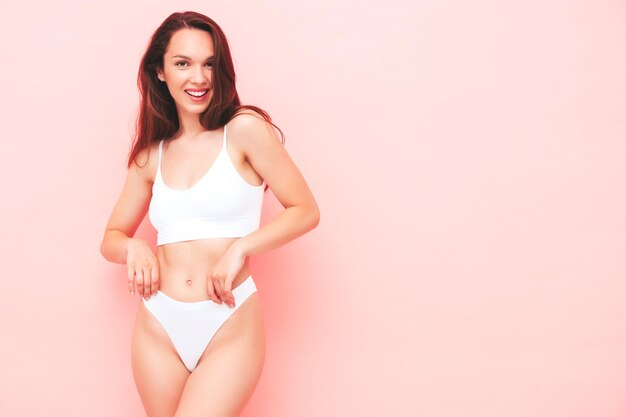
left=142, top=275, right=258, bottom=372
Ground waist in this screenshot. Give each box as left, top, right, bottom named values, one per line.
left=156, top=238, right=251, bottom=302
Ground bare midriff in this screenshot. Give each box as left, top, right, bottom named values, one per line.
left=155, top=237, right=250, bottom=302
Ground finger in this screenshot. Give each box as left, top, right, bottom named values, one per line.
left=127, top=269, right=135, bottom=295
left=135, top=270, right=144, bottom=299
left=142, top=267, right=151, bottom=299
left=206, top=279, right=221, bottom=304
left=223, top=280, right=235, bottom=307
left=209, top=279, right=223, bottom=304
left=225, top=295, right=234, bottom=308
left=150, top=266, right=159, bottom=296
left=213, top=276, right=224, bottom=302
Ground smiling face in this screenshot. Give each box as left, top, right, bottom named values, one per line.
left=157, top=28, right=215, bottom=117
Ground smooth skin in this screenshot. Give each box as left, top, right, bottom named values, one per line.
left=100, top=28, right=319, bottom=417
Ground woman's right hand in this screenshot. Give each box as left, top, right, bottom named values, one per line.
left=126, top=238, right=159, bottom=300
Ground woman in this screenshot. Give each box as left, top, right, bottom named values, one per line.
left=100, top=11, right=320, bottom=417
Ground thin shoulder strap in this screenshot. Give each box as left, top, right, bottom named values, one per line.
left=222, top=124, right=228, bottom=149
left=157, top=140, right=164, bottom=168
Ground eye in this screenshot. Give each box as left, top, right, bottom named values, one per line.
left=174, top=61, right=212, bottom=68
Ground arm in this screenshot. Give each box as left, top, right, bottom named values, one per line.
left=100, top=145, right=160, bottom=300
left=228, top=112, right=321, bottom=258
left=100, top=146, right=154, bottom=264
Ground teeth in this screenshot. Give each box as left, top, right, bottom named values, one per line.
left=186, top=90, right=207, bottom=97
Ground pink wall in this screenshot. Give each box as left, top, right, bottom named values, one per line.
left=1, top=1, right=625, bottom=416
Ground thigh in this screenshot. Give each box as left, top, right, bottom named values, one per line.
left=174, top=293, right=265, bottom=417
left=131, top=303, right=191, bottom=417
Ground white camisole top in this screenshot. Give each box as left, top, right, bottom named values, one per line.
left=148, top=124, right=265, bottom=246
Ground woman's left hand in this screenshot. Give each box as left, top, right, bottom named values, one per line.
left=209, top=240, right=247, bottom=308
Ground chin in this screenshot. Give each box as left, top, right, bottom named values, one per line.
left=180, top=102, right=211, bottom=113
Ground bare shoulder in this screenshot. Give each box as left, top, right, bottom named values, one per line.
left=229, top=108, right=267, bottom=127
left=227, top=109, right=281, bottom=156
left=130, top=140, right=161, bottom=184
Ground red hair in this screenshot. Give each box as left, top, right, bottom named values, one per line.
left=127, top=10, right=284, bottom=188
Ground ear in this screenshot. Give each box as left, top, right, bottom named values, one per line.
left=156, top=68, right=165, bottom=82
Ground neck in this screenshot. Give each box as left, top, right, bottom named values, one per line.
left=175, top=109, right=207, bottom=138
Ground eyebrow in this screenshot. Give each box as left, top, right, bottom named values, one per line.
left=171, top=55, right=214, bottom=60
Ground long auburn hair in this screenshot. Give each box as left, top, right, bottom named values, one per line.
left=127, top=11, right=284, bottom=191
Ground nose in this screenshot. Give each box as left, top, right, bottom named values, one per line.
left=190, top=64, right=208, bottom=84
